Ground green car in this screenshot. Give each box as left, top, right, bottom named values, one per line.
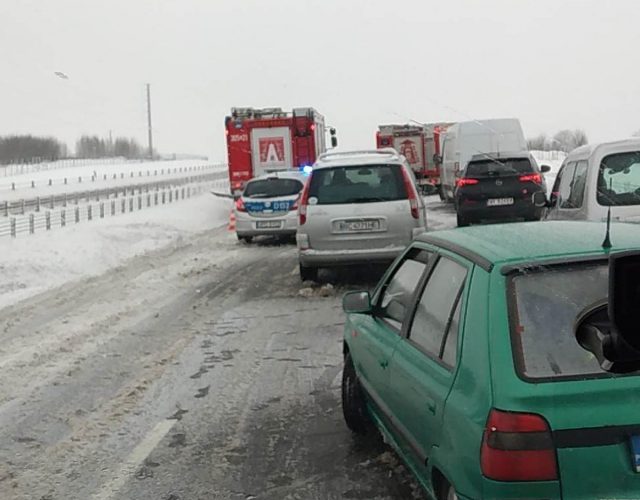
left=341, top=220, right=640, bottom=500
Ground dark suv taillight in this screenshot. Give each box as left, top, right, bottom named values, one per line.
left=481, top=408, right=558, bottom=482
left=519, top=173, right=542, bottom=185
left=456, top=178, right=479, bottom=188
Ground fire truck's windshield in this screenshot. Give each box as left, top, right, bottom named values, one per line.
left=243, top=178, right=304, bottom=198
left=308, top=165, right=406, bottom=205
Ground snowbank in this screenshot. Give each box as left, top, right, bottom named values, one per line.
left=0, top=193, right=232, bottom=310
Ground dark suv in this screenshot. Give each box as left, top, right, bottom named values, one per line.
left=454, top=152, right=550, bottom=227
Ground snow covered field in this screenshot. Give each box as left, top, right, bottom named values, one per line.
left=0, top=192, right=232, bottom=310
left=0, top=159, right=225, bottom=202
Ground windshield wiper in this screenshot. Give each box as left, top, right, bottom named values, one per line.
left=345, top=197, right=388, bottom=203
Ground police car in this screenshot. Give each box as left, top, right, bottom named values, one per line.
left=234, top=171, right=307, bottom=243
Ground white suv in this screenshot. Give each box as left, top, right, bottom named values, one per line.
left=297, top=149, right=427, bottom=281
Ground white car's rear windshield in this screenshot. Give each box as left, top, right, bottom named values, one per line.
left=509, top=262, right=614, bottom=381
left=243, top=178, right=303, bottom=198
left=597, top=151, right=640, bottom=206
left=308, top=164, right=406, bottom=205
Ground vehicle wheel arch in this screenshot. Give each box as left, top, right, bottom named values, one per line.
left=431, top=465, right=456, bottom=500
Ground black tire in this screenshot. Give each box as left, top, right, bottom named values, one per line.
left=439, top=482, right=458, bottom=500
left=456, top=213, right=469, bottom=227
left=342, top=354, right=370, bottom=434
left=237, top=235, right=253, bottom=243
left=299, top=264, right=318, bottom=282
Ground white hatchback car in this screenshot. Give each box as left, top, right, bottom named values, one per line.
left=546, top=138, right=640, bottom=222
left=234, top=171, right=306, bottom=242
left=297, top=149, right=427, bottom=281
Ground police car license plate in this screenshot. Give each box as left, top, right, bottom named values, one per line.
left=256, top=221, right=282, bottom=229
left=487, top=198, right=514, bottom=207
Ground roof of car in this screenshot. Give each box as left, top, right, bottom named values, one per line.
left=314, top=149, right=405, bottom=169
left=248, top=171, right=306, bottom=182
left=417, top=221, right=640, bottom=270
left=569, top=138, right=640, bottom=158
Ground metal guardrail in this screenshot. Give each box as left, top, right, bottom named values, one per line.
left=1, top=171, right=227, bottom=216
left=0, top=183, right=213, bottom=238
left=0, top=163, right=225, bottom=192
left=0, top=157, right=214, bottom=177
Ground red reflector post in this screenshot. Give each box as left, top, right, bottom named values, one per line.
left=481, top=409, right=558, bottom=482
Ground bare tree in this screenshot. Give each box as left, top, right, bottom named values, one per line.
left=527, top=133, right=548, bottom=151
left=552, top=129, right=588, bottom=153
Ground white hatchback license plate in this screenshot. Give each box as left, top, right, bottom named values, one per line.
left=256, top=221, right=282, bottom=229
left=336, top=220, right=381, bottom=232
left=487, top=198, right=514, bottom=207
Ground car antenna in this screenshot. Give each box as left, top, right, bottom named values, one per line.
left=602, top=178, right=613, bottom=250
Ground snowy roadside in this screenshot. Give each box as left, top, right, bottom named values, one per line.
left=0, top=193, right=232, bottom=310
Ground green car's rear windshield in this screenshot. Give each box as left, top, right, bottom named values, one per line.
left=509, top=262, right=617, bottom=381
left=308, top=164, right=406, bottom=204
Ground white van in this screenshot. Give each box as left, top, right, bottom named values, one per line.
left=545, top=138, right=640, bottom=222
left=438, top=118, right=527, bottom=202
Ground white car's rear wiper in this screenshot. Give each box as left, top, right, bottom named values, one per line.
left=345, top=197, right=388, bottom=203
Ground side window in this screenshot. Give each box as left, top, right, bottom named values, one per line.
left=407, top=257, right=467, bottom=365
left=567, top=160, right=588, bottom=208
left=376, top=250, right=431, bottom=331
left=558, top=162, right=577, bottom=209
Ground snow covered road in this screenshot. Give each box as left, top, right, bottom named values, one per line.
left=0, top=197, right=457, bottom=499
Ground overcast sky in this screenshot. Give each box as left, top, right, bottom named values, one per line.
left=1, top=0, right=639, bottom=160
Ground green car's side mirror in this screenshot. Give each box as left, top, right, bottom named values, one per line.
left=343, top=291, right=372, bottom=314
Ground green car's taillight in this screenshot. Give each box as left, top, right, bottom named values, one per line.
left=481, top=408, right=558, bottom=482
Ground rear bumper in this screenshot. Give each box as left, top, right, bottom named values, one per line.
left=298, top=246, right=405, bottom=267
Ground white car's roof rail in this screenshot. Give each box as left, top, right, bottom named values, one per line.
left=317, top=148, right=400, bottom=161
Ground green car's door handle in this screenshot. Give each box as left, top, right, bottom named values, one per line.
left=379, top=359, right=389, bottom=369
left=426, top=398, right=437, bottom=414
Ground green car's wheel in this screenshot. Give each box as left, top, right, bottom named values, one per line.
left=341, top=353, right=370, bottom=435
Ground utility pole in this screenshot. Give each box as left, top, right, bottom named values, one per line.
left=146, top=83, right=154, bottom=160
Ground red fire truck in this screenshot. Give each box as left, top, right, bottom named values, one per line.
left=376, top=123, right=451, bottom=194
left=225, top=107, right=334, bottom=194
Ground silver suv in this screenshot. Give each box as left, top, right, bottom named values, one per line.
left=297, top=149, right=427, bottom=281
